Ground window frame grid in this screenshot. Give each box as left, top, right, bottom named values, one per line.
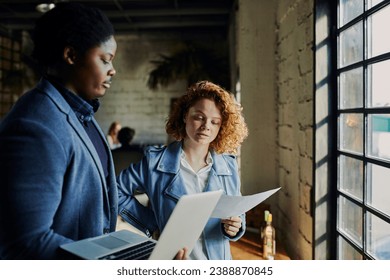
left=336, top=0, right=390, bottom=260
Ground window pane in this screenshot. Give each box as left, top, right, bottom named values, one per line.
left=368, top=0, right=385, bottom=9
left=339, top=67, right=363, bottom=109
left=367, top=163, right=390, bottom=216
left=339, top=155, right=363, bottom=201
left=339, top=0, right=364, bottom=27
left=339, top=22, right=363, bottom=67
left=367, top=61, right=390, bottom=107
left=339, top=113, right=363, bottom=154
left=368, top=5, right=390, bottom=58
left=338, top=196, right=363, bottom=246
left=338, top=236, right=363, bottom=259
left=366, top=212, right=390, bottom=259
left=368, top=114, right=390, bottom=160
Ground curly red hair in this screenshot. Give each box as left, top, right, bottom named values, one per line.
left=166, top=81, right=248, bottom=154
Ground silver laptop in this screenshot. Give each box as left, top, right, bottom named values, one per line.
left=60, top=190, right=223, bottom=260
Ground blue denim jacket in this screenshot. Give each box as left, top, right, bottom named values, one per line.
left=117, top=141, right=246, bottom=260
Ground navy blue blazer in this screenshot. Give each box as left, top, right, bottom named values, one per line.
left=0, top=78, right=118, bottom=259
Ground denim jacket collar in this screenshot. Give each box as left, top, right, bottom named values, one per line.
left=157, top=141, right=233, bottom=176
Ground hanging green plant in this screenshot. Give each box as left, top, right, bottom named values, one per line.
left=147, top=42, right=230, bottom=90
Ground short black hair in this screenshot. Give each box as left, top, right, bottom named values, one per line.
left=117, top=127, right=135, bottom=145
left=32, top=2, right=115, bottom=68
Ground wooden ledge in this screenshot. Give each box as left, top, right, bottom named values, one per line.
left=230, top=230, right=290, bottom=260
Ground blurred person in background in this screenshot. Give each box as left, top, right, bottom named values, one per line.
left=107, top=121, right=122, bottom=149
left=112, top=126, right=144, bottom=176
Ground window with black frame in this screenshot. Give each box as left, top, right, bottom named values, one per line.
left=337, top=0, right=390, bottom=259
left=0, top=34, right=22, bottom=120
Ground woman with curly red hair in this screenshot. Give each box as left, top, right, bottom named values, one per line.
left=118, top=80, right=248, bottom=260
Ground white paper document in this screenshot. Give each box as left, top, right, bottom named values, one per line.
left=210, top=187, right=281, bottom=218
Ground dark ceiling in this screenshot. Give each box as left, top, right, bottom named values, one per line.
left=0, top=0, right=236, bottom=36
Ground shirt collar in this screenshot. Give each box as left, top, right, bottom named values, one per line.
left=180, top=150, right=213, bottom=169
left=47, top=76, right=99, bottom=123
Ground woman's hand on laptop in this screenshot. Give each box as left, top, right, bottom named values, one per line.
left=221, top=216, right=242, bottom=237
left=174, top=247, right=188, bottom=260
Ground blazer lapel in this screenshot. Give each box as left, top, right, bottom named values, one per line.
left=66, top=109, right=114, bottom=225
left=38, top=79, right=112, bottom=216
left=67, top=114, right=107, bottom=185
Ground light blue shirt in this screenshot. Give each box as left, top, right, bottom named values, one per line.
left=180, top=151, right=213, bottom=259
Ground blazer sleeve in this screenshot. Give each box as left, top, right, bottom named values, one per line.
left=0, top=118, right=73, bottom=259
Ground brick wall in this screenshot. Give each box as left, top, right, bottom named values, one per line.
left=95, top=34, right=187, bottom=146
left=275, top=0, right=314, bottom=260
left=236, top=0, right=314, bottom=260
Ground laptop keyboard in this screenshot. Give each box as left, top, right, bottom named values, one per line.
left=99, top=240, right=156, bottom=260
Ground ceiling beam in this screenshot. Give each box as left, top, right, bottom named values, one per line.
left=3, top=19, right=227, bottom=31
left=114, top=20, right=226, bottom=29
left=0, top=8, right=230, bottom=19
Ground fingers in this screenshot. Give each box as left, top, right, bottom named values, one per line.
left=224, top=225, right=238, bottom=236
left=174, top=247, right=188, bottom=260
left=222, top=216, right=241, bottom=224
left=221, top=216, right=242, bottom=237
left=221, top=216, right=242, bottom=228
